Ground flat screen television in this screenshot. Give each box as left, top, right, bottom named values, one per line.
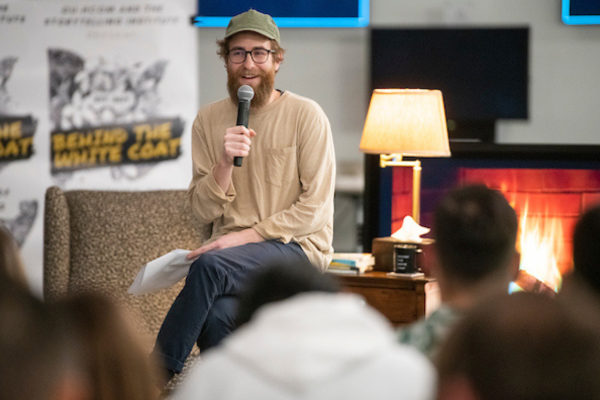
left=562, top=0, right=600, bottom=25
left=370, top=28, right=529, bottom=142
left=192, top=0, right=369, bottom=28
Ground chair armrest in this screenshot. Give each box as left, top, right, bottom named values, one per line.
left=43, top=186, right=71, bottom=300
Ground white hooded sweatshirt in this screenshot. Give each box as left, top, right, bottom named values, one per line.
left=175, top=293, right=436, bottom=400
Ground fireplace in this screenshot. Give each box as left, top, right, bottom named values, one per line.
left=363, top=143, right=600, bottom=292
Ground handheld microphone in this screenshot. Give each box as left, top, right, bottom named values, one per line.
left=234, top=85, right=255, bottom=167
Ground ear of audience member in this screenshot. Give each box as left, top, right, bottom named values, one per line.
left=0, top=279, right=88, bottom=400
left=436, top=292, right=600, bottom=400
left=0, top=225, right=27, bottom=287
left=54, top=292, right=160, bottom=400
left=235, top=259, right=340, bottom=328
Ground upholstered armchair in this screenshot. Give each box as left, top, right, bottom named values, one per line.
left=43, top=186, right=211, bottom=352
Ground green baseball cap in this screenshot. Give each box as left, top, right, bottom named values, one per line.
left=224, top=9, right=281, bottom=45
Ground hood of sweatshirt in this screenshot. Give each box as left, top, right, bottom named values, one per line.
left=221, top=292, right=398, bottom=391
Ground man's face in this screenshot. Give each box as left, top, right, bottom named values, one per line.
left=225, top=31, right=281, bottom=109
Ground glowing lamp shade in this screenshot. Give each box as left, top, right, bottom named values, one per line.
left=360, top=89, right=451, bottom=157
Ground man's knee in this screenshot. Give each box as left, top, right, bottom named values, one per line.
left=207, top=296, right=238, bottom=327
left=198, top=296, right=239, bottom=351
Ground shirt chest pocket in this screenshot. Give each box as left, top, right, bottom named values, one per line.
left=265, top=146, right=297, bottom=187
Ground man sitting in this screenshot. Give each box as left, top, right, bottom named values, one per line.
left=398, top=183, right=520, bottom=358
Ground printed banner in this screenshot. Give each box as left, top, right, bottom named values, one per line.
left=47, top=47, right=186, bottom=173
left=0, top=0, right=198, bottom=295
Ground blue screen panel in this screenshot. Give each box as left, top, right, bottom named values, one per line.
left=562, top=0, right=600, bottom=25
left=192, top=0, right=369, bottom=28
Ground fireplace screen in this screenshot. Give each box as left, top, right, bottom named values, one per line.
left=392, top=167, right=600, bottom=293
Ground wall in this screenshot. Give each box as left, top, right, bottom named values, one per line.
left=196, top=0, right=600, bottom=169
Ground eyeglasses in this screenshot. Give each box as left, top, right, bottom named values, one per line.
left=227, top=48, right=276, bottom=64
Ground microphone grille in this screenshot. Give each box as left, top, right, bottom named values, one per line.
left=237, top=85, right=255, bottom=101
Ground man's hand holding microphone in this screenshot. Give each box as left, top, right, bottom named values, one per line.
left=214, top=85, right=255, bottom=192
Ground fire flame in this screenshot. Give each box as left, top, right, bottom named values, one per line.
left=516, top=202, right=563, bottom=292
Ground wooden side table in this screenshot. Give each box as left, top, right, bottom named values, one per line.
left=331, top=271, right=441, bottom=327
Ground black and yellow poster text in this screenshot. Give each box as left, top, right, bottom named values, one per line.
left=50, top=118, right=184, bottom=174
left=0, top=116, right=37, bottom=161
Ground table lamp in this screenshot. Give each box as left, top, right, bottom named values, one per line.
left=359, top=89, right=451, bottom=224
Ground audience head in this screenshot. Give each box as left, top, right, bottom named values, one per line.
left=432, top=184, right=519, bottom=289
left=0, top=279, right=85, bottom=400
left=436, top=292, right=600, bottom=400
left=55, top=292, right=158, bottom=400
left=1, top=277, right=157, bottom=399
left=572, top=204, right=600, bottom=294
left=236, top=259, right=340, bottom=327
left=0, top=225, right=27, bottom=286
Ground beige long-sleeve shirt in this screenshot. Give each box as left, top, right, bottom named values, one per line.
left=188, top=91, right=335, bottom=270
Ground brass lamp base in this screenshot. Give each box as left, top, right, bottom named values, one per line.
left=379, top=154, right=422, bottom=224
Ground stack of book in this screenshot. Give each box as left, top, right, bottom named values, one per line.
left=327, top=253, right=375, bottom=275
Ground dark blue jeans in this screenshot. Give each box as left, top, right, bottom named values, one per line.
left=152, top=240, right=308, bottom=373
left=196, top=295, right=238, bottom=352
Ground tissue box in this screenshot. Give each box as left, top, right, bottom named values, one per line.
left=372, top=237, right=433, bottom=273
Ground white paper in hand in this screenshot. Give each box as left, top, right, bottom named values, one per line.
left=128, top=249, right=193, bottom=296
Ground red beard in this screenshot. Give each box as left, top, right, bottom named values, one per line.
left=227, top=66, right=276, bottom=109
